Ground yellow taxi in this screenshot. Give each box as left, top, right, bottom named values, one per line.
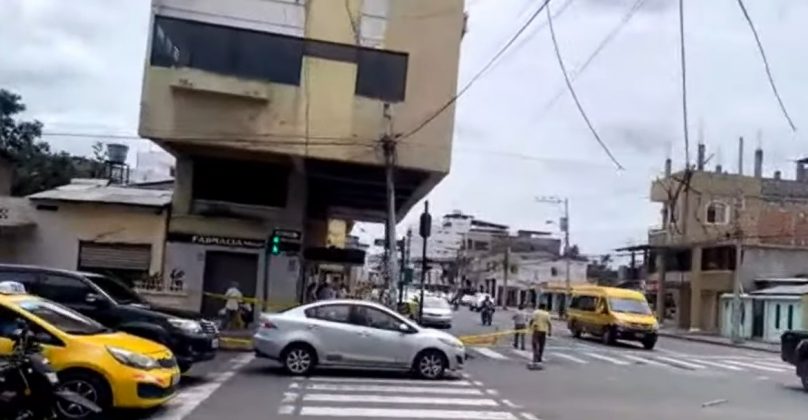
left=0, top=286, right=180, bottom=418
left=566, top=285, right=658, bottom=349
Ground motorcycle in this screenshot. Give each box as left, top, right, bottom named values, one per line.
left=480, top=304, right=495, bottom=326
left=0, top=320, right=102, bottom=420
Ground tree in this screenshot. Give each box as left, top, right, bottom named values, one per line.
left=0, top=89, right=93, bottom=196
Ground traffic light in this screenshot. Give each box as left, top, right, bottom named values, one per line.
left=271, top=235, right=281, bottom=255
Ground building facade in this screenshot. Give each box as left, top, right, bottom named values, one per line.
left=138, top=0, right=464, bottom=314
left=648, top=143, right=808, bottom=332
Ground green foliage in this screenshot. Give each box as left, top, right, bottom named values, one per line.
left=0, top=89, right=94, bottom=196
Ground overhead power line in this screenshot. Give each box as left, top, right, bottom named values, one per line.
left=545, top=1, right=623, bottom=170
left=735, top=0, right=797, bottom=132
left=536, top=0, right=647, bottom=119
left=399, top=0, right=552, bottom=140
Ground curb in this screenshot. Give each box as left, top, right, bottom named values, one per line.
left=219, top=337, right=254, bottom=352
left=657, top=331, right=779, bottom=354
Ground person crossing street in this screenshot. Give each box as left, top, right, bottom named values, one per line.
left=528, top=303, right=552, bottom=367
left=512, top=304, right=528, bottom=350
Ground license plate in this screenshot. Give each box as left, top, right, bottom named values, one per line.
left=171, top=374, right=180, bottom=386
left=211, top=338, right=219, bottom=349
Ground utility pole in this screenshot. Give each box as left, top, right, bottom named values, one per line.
left=418, top=202, right=432, bottom=322
left=382, top=103, right=398, bottom=306
left=731, top=189, right=744, bottom=343
left=561, top=198, right=571, bottom=315
left=502, top=243, right=510, bottom=309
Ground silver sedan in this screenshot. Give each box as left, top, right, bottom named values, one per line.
left=253, top=299, right=465, bottom=379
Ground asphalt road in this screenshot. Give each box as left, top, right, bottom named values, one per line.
left=134, top=306, right=808, bottom=420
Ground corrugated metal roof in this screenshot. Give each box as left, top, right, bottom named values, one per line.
left=750, top=284, right=808, bottom=295
left=28, top=179, right=172, bottom=208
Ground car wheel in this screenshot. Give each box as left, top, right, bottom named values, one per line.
left=57, top=371, right=111, bottom=419
left=415, top=350, right=446, bottom=379
left=801, top=375, right=808, bottom=392
left=602, top=327, right=615, bottom=346
left=642, top=336, right=657, bottom=350
left=178, top=362, right=192, bottom=374
left=570, top=321, right=582, bottom=338
left=282, top=344, right=316, bottom=375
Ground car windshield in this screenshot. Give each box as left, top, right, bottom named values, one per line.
left=86, top=274, right=144, bottom=305
left=424, top=297, right=449, bottom=309
left=609, top=298, right=652, bottom=315
left=18, top=299, right=111, bottom=335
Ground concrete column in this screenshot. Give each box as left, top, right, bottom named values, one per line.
left=689, top=246, right=703, bottom=331
left=172, top=156, right=193, bottom=215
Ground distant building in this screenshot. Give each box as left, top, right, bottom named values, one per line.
left=647, top=142, right=808, bottom=333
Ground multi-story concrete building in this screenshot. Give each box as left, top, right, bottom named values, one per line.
left=648, top=142, right=808, bottom=333
left=138, top=0, right=464, bottom=313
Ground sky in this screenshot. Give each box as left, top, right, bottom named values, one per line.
left=2, top=0, right=808, bottom=258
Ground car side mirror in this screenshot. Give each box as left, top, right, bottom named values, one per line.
left=399, top=323, right=413, bottom=334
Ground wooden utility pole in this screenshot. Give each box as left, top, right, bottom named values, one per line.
left=731, top=189, right=744, bottom=343
left=502, top=243, right=510, bottom=308
left=382, top=103, right=398, bottom=306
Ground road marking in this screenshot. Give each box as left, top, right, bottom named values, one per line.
left=299, top=406, right=518, bottom=419
left=520, top=413, right=540, bottom=420
left=308, top=377, right=471, bottom=386
left=550, top=352, right=588, bottom=364
left=282, top=392, right=300, bottom=403
left=305, top=383, right=483, bottom=395
left=474, top=348, right=508, bottom=360
left=754, top=361, right=792, bottom=369
left=691, top=359, right=744, bottom=371
left=303, top=393, right=500, bottom=406
left=511, top=349, right=532, bottom=359
left=655, top=356, right=706, bottom=370
left=149, top=354, right=254, bottom=420
left=485, top=389, right=499, bottom=396
left=278, top=405, right=295, bottom=415
left=501, top=399, right=520, bottom=408
left=461, top=373, right=472, bottom=379
left=723, top=360, right=787, bottom=372
left=583, top=352, right=630, bottom=365
left=621, top=354, right=668, bottom=367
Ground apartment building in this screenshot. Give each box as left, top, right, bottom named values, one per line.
left=648, top=142, right=808, bottom=332
left=138, top=0, right=464, bottom=313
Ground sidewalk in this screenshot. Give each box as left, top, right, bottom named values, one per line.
left=219, top=328, right=254, bottom=352
left=657, top=328, right=780, bottom=354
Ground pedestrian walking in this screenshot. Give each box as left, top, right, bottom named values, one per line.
left=223, top=281, right=244, bottom=330
left=528, top=303, right=552, bottom=368
left=512, top=304, right=528, bottom=350
left=317, top=281, right=337, bottom=300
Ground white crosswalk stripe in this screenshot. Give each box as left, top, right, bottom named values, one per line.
left=654, top=356, right=706, bottom=370
left=621, top=354, right=669, bottom=367
left=549, top=352, right=589, bottom=364
left=583, top=352, right=630, bottom=365
left=474, top=348, right=508, bottom=360
left=723, top=360, right=788, bottom=372
left=279, top=375, right=526, bottom=420
left=691, top=359, right=745, bottom=371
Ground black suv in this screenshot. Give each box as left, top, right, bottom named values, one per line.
left=0, top=264, right=219, bottom=373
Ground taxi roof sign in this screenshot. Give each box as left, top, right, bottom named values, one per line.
left=0, top=281, right=27, bottom=295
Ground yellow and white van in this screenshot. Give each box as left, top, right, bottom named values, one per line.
left=567, top=286, right=658, bottom=349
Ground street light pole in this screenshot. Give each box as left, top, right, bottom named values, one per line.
left=536, top=195, right=571, bottom=316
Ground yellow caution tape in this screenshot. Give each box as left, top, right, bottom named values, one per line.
left=202, top=292, right=299, bottom=311
left=458, top=328, right=532, bottom=347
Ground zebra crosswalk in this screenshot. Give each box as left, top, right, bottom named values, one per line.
left=471, top=346, right=794, bottom=376
left=277, top=375, right=538, bottom=420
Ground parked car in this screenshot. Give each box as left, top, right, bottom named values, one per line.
left=414, top=296, right=453, bottom=328
left=253, top=299, right=465, bottom=379
left=781, top=330, right=808, bottom=391
left=0, top=283, right=180, bottom=418
left=0, top=264, right=219, bottom=373
left=567, top=285, right=658, bottom=350
left=459, top=294, right=475, bottom=306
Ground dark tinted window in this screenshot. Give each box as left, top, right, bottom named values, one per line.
left=356, top=49, right=408, bottom=102
left=0, top=305, right=62, bottom=346
left=349, top=306, right=401, bottom=331
left=305, top=304, right=350, bottom=323
left=576, top=296, right=597, bottom=312
left=0, top=271, right=38, bottom=292
left=86, top=274, right=143, bottom=305
left=39, top=275, right=93, bottom=304
left=193, top=157, right=289, bottom=207
left=152, top=16, right=303, bottom=85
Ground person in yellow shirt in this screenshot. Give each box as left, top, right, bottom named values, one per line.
left=529, top=304, right=552, bottom=364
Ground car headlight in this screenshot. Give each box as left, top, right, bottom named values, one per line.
left=107, top=346, right=159, bottom=370
left=168, top=318, right=202, bottom=334
left=438, top=337, right=464, bottom=350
